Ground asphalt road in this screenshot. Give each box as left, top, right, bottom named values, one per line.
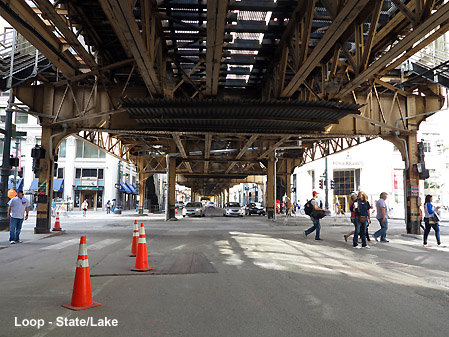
left=1, top=208, right=449, bottom=337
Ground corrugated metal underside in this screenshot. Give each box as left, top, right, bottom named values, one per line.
left=120, top=98, right=361, bottom=134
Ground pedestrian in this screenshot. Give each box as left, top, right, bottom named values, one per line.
left=7, top=190, right=30, bottom=244
left=112, top=199, right=116, bottom=213
left=373, top=192, right=389, bottom=242
left=106, top=200, right=112, bottom=214
left=51, top=198, right=56, bottom=217
left=423, top=194, right=441, bottom=247
left=350, top=191, right=371, bottom=249
left=304, top=191, right=326, bottom=241
left=344, top=194, right=357, bottom=242
left=82, top=199, right=88, bottom=217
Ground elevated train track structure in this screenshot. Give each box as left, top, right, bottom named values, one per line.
left=0, top=0, right=447, bottom=233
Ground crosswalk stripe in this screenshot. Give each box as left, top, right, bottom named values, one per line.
left=42, top=239, right=79, bottom=250
left=88, top=239, right=121, bottom=250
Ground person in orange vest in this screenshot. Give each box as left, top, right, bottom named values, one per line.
left=7, top=190, right=30, bottom=244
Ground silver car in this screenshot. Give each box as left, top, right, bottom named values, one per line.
left=185, top=202, right=205, bottom=217
left=223, top=202, right=244, bottom=217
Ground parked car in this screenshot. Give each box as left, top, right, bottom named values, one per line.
left=175, top=201, right=184, bottom=209
left=208, top=201, right=215, bottom=208
left=185, top=202, right=205, bottom=217
left=223, top=202, right=244, bottom=217
left=245, top=202, right=266, bottom=216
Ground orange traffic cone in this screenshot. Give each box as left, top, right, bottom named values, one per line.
left=62, top=236, right=102, bottom=311
left=130, top=223, right=153, bottom=272
left=52, top=212, right=62, bottom=231
left=130, top=220, right=139, bottom=257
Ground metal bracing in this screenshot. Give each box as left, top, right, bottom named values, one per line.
left=1, top=0, right=448, bottom=201
left=301, top=136, right=375, bottom=165
left=98, top=0, right=163, bottom=96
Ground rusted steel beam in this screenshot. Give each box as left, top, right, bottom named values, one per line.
left=281, top=0, right=371, bottom=98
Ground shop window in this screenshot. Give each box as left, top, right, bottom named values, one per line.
left=75, top=168, right=81, bottom=178
left=98, top=169, right=104, bottom=179
left=333, top=170, right=355, bottom=196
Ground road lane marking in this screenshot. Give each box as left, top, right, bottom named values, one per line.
left=88, top=239, right=121, bottom=250
left=41, top=239, right=79, bottom=250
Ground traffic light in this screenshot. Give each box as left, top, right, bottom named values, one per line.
left=416, top=140, right=430, bottom=179
left=330, top=180, right=335, bottom=189
left=319, top=179, right=323, bottom=189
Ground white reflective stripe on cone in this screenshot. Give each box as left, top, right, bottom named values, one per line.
left=133, top=231, right=139, bottom=237
left=78, top=244, right=87, bottom=256
left=139, top=227, right=146, bottom=235
left=137, top=238, right=146, bottom=244
left=76, top=259, right=89, bottom=268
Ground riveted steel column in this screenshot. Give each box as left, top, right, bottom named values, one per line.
left=405, top=133, right=421, bottom=234
left=34, top=127, right=54, bottom=234
left=267, top=159, right=275, bottom=219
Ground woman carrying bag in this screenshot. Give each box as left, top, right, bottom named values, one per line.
left=350, top=192, right=371, bottom=249
left=423, top=194, right=441, bottom=247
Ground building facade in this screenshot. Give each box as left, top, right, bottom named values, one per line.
left=0, top=92, right=140, bottom=211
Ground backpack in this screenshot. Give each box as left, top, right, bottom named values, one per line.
left=304, top=199, right=314, bottom=216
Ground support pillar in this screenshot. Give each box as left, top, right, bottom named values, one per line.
left=285, top=159, right=293, bottom=211
left=138, top=172, right=150, bottom=215
left=34, top=127, right=55, bottom=234
left=165, top=146, right=177, bottom=221
left=0, top=90, right=13, bottom=230
left=267, top=159, right=275, bottom=219
left=405, top=134, right=421, bottom=234
left=226, top=188, right=230, bottom=203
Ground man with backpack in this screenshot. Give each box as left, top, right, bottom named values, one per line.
left=304, top=191, right=327, bottom=240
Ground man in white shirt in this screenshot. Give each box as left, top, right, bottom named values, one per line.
left=373, top=192, right=389, bottom=242
left=8, top=190, right=30, bottom=244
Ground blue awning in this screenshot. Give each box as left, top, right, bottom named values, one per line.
left=28, top=178, right=64, bottom=192
left=131, top=184, right=138, bottom=195
left=125, top=183, right=137, bottom=195
left=7, top=178, right=23, bottom=191
left=29, top=178, right=38, bottom=191
left=120, top=181, right=132, bottom=193
left=53, top=179, right=64, bottom=193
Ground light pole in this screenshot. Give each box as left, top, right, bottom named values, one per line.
left=0, top=90, right=14, bottom=230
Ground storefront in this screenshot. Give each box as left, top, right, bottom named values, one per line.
left=73, top=186, right=104, bottom=210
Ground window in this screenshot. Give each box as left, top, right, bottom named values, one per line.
left=75, top=168, right=103, bottom=178
left=58, top=140, right=66, bottom=158
left=76, top=139, right=106, bottom=158
left=57, top=168, right=64, bottom=179
left=0, top=139, right=3, bottom=156
left=82, top=169, right=97, bottom=177
left=423, top=141, right=431, bottom=153
left=333, top=170, right=355, bottom=196
left=35, top=138, right=41, bottom=145
left=15, top=112, right=28, bottom=124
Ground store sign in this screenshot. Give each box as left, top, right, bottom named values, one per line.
left=74, top=186, right=103, bottom=191
left=38, top=182, right=46, bottom=196
left=407, top=185, right=419, bottom=197
left=333, top=160, right=363, bottom=167
left=81, top=178, right=97, bottom=186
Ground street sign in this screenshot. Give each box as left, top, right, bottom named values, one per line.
left=13, top=131, right=27, bottom=137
